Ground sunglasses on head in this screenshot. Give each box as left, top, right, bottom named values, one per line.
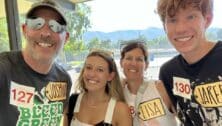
left=26, top=17, right=66, bottom=33
left=90, top=48, right=114, bottom=58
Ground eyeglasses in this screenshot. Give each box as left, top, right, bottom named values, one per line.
left=26, top=17, right=66, bottom=33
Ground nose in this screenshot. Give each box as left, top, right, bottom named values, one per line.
left=40, top=24, right=52, bottom=39
left=86, top=69, right=96, bottom=78
left=175, top=19, right=187, bottom=35
left=129, top=58, right=137, bottom=66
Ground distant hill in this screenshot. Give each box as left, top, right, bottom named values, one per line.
left=83, top=27, right=165, bottom=42
left=83, top=27, right=221, bottom=43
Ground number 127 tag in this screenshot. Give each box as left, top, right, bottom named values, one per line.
left=10, top=81, right=35, bottom=108
left=173, top=77, right=192, bottom=100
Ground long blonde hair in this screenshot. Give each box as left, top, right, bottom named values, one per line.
left=75, top=50, right=125, bottom=102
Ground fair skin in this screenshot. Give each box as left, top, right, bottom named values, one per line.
left=83, top=56, right=114, bottom=93
left=64, top=56, right=132, bottom=126
left=120, top=48, right=148, bottom=94
left=164, top=6, right=214, bottom=64
left=120, top=48, right=175, bottom=112
left=22, top=8, right=69, bottom=74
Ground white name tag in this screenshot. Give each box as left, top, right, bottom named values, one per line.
left=173, top=77, right=192, bottom=99
left=10, top=81, right=35, bottom=108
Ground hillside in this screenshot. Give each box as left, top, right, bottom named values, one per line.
left=83, top=27, right=221, bottom=43
left=83, top=27, right=165, bottom=42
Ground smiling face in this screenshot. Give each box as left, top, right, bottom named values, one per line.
left=22, top=7, right=68, bottom=64
left=83, top=56, right=114, bottom=92
left=121, top=48, right=148, bottom=82
left=164, top=6, right=212, bottom=56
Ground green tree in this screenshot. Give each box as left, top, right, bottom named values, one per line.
left=87, top=38, right=101, bottom=49
left=148, top=35, right=169, bottom=49
left=0, top=18, right=9, bottom=52
left=66, top=3, right=91, bottom=41
left=101, top=39, right=113, bottom=49
left=62, top=3, right=91, bottom=62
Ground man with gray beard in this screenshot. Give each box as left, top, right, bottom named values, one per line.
left=0, top=0, right=72, bottom=125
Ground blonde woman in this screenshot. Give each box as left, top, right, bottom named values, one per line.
left=64, top=50, right=132, bottom=126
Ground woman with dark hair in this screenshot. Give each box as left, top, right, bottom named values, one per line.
left=120, top=40, right=178, bottom=126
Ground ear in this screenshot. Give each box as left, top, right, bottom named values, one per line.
left=108, top=72, right=115, bottom=81
left=22, top=24, right=27, bottom=37
left=204, top=12, right=213, bottom=29
left=64, top=32, right=69, bottom=44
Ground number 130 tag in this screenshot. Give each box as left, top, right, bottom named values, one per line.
left=173, top=77, right=192, bottom=99
left=10, top=81, right=35, bottom=108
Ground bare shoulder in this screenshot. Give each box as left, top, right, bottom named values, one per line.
left=115, top=101, right=129, bottom=111
left=113, top=101, right=132, bottom=126
left=114, top=101, right=131, bottom=116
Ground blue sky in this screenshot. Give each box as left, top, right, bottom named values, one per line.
left=86, top=0, right=222, bottom=32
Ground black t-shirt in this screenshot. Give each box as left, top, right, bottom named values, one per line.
left=0, top=51, right=72, bottom=126
left=159, top=41, right=222, bottom=126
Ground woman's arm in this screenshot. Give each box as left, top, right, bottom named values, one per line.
left=113, top=101, right=132, bottom=126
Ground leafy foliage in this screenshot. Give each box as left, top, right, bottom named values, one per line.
left=61, top=3, right=91, bottom=62
left=0, top=18, right=9, bottom=52
left=64, top=3, right=91, bottom=53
